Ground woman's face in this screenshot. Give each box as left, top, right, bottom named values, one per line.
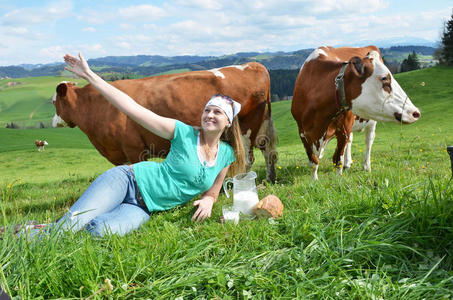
left=201, top=105, right=230, bottom=132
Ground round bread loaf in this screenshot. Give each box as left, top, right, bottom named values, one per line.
left=253, top=195, right=283, bottom=219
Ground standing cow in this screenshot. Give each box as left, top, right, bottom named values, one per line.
left=52, top=63, right=278, bottom=182
left=292, top=46, right=420, bottom=180
left=313, top=46, right=382, bottom=172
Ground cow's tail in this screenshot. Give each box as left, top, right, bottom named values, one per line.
left=264, top=69, right=278, bottom=182
left=265, top=76, right=277, bottom=145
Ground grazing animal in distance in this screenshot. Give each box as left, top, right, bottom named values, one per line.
left=291, top=46, right=421, bottom=180
left=35, top=140, right=48, bottom=151
left=52, top=63, right=278, bottom=182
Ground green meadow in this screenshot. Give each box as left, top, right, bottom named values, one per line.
left=0, top=66, right=453, bottom=299
left=0, top=76, right=87, bottom=128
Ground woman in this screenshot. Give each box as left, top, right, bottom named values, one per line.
left=44, top=53, right=245, bottom=236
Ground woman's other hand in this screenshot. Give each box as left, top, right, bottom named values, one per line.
left=64, top=52, right=92, bottom=79
left=192, top=196, right=215, bottom=222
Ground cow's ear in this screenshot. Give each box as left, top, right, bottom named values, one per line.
left=56, top=83, right=68, bottom=98
left=366, top=50, right=380, bottom=63
left=349, top=56, right=373, bottom=78
left=349, top=56, right=364, bottom=77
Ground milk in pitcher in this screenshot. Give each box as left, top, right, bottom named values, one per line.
left=233, top=190, right=259, bottom=215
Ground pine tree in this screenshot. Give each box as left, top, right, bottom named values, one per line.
left=410, top=51, right=420, bottom=70
left=400, top=51, right=420, bottom=72
left=440, top=10, right=453, bottom=66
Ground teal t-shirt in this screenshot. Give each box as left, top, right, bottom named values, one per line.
left=133, top=120, right=235, bottom=212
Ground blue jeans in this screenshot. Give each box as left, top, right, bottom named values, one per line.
left=54, top=165, right=150, bottom=236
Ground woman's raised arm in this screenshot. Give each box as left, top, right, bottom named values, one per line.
left=64, top=52, right=175, bottom=140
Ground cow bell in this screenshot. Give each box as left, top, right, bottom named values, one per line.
left=448, top=146, right=453, bottom=177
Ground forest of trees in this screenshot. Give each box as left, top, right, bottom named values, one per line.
left=400, top=51, right=421, bottom=72
left=269, top=69, right=299, bottom=101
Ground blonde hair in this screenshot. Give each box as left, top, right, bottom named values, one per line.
left=221, top=117, right=246, bottom=176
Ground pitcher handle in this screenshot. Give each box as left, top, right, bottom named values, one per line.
left=223, top=178, right=233, bottom=198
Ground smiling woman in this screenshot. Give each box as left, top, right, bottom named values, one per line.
left=23, top=52, right=246, bottom=237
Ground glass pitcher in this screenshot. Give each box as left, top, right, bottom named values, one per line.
left=223, top=171, right=259, bottom=215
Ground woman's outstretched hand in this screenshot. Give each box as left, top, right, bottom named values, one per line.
left=64, top=52, right=91, bottom=79
left=192, top=196, right=215, bottom=222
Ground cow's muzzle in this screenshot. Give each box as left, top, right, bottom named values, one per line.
left=52, top=114, right=68, bottom=128
left=394, top=110, right=421, bottom=124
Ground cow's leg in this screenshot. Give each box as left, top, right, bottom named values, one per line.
left=299, top=131, right=319, bottom=180
left=318, top=139, right=329, bottom=159
left=241, top=129, right=254, bottom=172
left=333, top=133, right=348, bottom=175
left=247, top=148, right=255, bottom=172
left=319, top=124, right=335, bottom=159
left=256, top=119, right=278, bottom=183
left=344, top=132, right=353, bottom=169
left=363, top=120, right=376, bottom=172
left=333, top=114, right=354, bottom=175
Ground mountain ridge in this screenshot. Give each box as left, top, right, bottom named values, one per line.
left=0, top=45, right=436, bottom=78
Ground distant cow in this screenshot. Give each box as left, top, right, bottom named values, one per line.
left=35, top=140, right=48, bottom=151
left=292, top=46, right=420, bottom=180
left=52, top=63, right=278, bottom=182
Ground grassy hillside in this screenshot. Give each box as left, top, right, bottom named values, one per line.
left=0, top=76, right=87, bottom=127
left=0, top=66, right=453, bottom=299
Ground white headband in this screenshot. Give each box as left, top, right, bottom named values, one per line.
left=205, top=95, right=241, bottom=125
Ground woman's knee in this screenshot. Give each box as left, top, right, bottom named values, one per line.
left=85, top=205, right=149, bottom=237
left=84, top=219, right=105, bottom=237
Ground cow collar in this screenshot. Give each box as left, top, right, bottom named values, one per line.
left=334, top=62, right=350, bottom=114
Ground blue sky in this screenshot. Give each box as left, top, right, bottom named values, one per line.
left=0, top=0, right=451, bottom=66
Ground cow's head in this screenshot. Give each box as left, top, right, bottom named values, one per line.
left=52, top=81, right=77, bottom=128
left=347, top=51, right=420, bottom=124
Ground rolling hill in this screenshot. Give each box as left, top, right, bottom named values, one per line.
left=0, top=46, right=435, bottom=78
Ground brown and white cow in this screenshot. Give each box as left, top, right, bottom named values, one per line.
left=35, top=140, right=48, bottom=151
left=291, top=46, right=420, bottom=180
left=52, top=63, right=278, bottom=182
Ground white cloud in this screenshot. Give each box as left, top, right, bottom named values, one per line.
left=7, top=27, right=29, bottom=35
left=77, top=9, right=110, bottom=25
left=308, top=0, right=388, bottom=14
left=173, top=0, right=224, bottom=10
left=143, top=24, right=158, bottom=30
left=39, top=46, right=65, bottom=59
left=1, top=1, right=72, bottom=26
left=77, top=4, right=167, bottom=25
left=116, top=41, right=132, bottom=49
left=82, top=27, right=96, bottom=32
left=118, top=4, right=168, bottom=20
left=1, top=26, right=45, bottom=40
left=120, top=23, right=136, bottom=30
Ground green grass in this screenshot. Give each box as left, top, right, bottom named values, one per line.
left=0, top=76, right=87, bottom=127
left=1, top=66, right=453, bottom=298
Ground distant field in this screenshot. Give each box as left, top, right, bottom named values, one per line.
left=0, top=76, right=87, bottom=127
left=152, top=68, right=191, bottom=76
left=1, top=66, right=453, bottom=298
